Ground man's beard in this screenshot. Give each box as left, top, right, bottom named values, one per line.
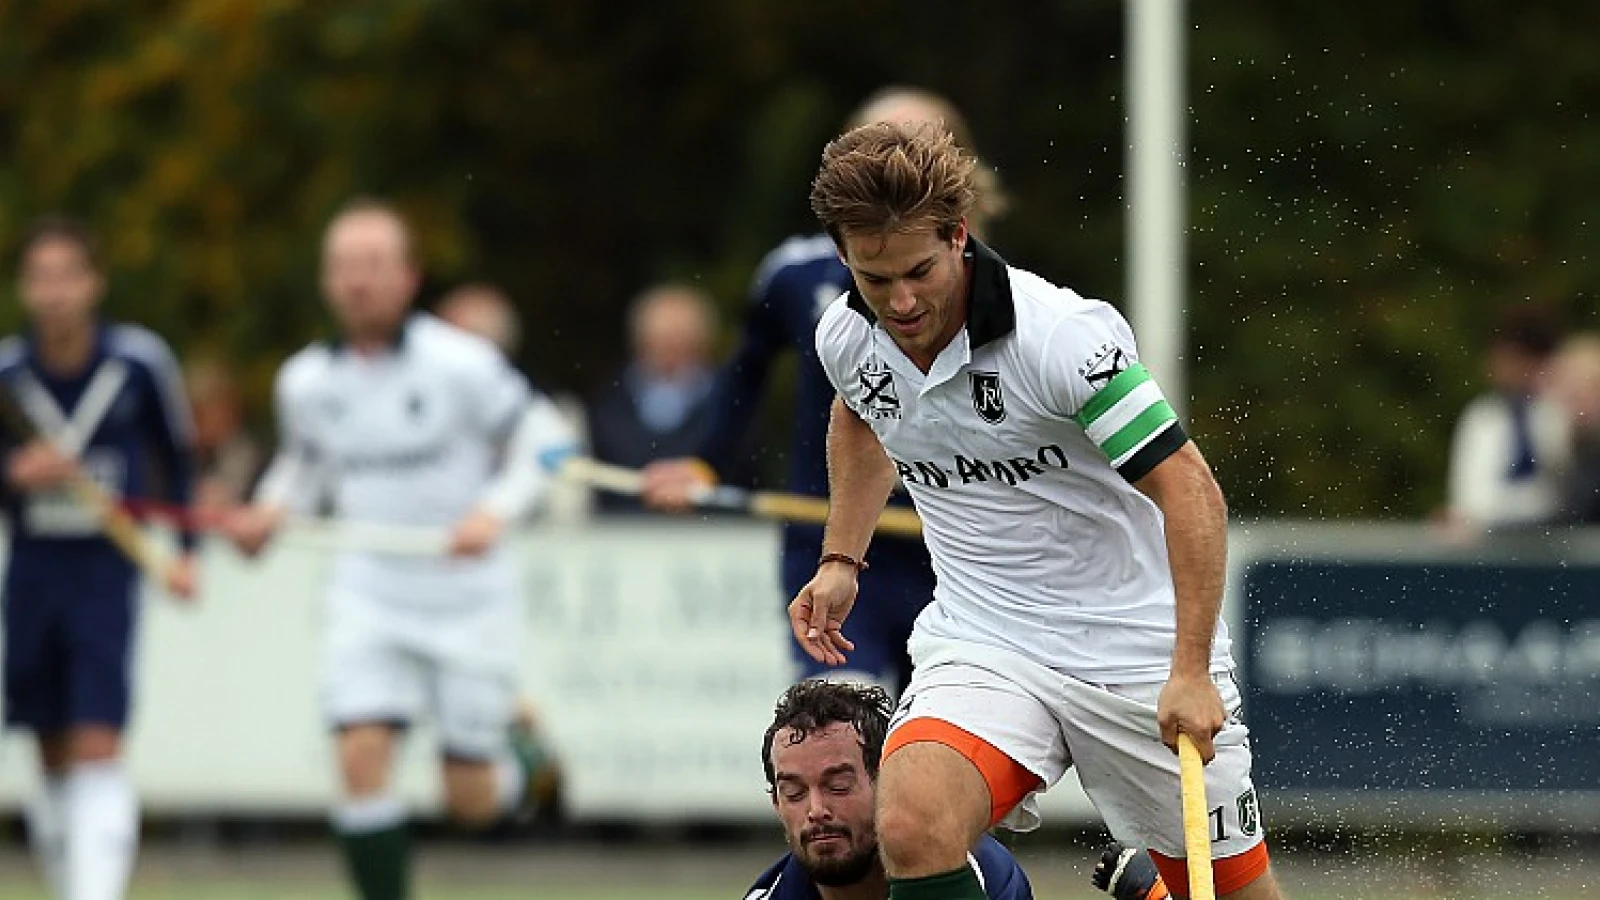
left=797, top=830, right=880, bottom=887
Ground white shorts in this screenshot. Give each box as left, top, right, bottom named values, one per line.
left=890, top=636, right=1265, bottom=864
left=322, top=589, right=522, bottom=761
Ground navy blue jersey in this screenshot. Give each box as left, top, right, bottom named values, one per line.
left=743, top=834, right=1033, bottom=899
left=699, top=234, right=922, bottom=532
left=0, top=322, right=197, bottom=563
left=702, top=235, right=936, bottom=688
left=0, top=322, right=196, bottom=732
left=701, top=234, right=845, bottom=502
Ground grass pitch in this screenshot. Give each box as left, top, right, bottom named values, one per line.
left=2, top=838, right=1595, bottom=899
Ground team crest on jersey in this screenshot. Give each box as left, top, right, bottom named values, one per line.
left=1236, top=788, right=1260, bottom=837
left=969, top=371, right=1006, bottom=425
left=1079, top=342, right=1130, bottom=387
left=855, top=356, right=901, bottom=420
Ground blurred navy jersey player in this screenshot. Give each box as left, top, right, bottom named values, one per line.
left=749, top=679, right=1032, bottom=900
left=0, top=216, right=197, bottom=900
left=643, top=88, right=1004, bottom=692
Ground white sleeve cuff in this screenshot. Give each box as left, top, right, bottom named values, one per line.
left=478, top=398, right=577, bottom=522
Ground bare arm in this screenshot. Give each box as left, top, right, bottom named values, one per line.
left=821, top=395, right=898, bottom=562
left=225, top=444, right=318, bottom=557
left=788, top=396, right=897, bottom=667
left=449, top=396, right=577, bottom=558
left=476, top=396, right=576, bottom=522
left=226, top=374, right=325, bottom=557
left=1135, top=440, right=1230, bottom=758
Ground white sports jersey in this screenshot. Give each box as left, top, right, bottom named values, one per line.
left=256, top=313, right=572, bottom=609
left=816, top=238, right=1232, bottom=682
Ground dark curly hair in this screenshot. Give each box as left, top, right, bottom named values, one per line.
left=761, top=679, right=895, bottom=789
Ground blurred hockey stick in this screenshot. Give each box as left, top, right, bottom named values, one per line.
left=560, top=456, right=925, bottom=538
left=119, top=498, right=452, bottom=557
left=0, top=383, right=175, bottom=580
left=271, top=517, right=452, bottom=556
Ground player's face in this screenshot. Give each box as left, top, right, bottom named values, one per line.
left=321, top=213, right=419, bottom=342
left=19, top=238, right=103, bottom=335
left=769, top=723, right=880, bottom=887
left=440, top=296, right=512, bottom=354
left=635, top=295, right=711, bottom=380
left=840, top=221, right=970, bottom=369
left=1487, top=342, right=1543, bottom=396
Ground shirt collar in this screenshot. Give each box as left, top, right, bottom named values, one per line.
left=326, top=313, right=416, bottom=355
left=780, top=853, right=825, bottom=899
left=22, top=319, right=110, bottom=372
left=844, top=235, right=1017, bottom=349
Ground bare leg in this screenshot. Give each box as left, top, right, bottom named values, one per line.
left=875, top=740, right=992, bottom=897
left=332, top=724, right=408, bottom=900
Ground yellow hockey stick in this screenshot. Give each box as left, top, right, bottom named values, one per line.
left=1178, top=732, right=1216, bottom=900
left=561, top=456, right=924, bottom=538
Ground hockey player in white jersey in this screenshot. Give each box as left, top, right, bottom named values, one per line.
left=224, top=200, right=573, bottom=900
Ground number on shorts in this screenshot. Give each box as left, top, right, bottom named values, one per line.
left=1209, top=805, right=1227, bottom=843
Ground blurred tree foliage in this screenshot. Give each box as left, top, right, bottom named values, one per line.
left=1188, top=3, right=1600, bottom=517
left=0, top=0, right=1594, bottom=518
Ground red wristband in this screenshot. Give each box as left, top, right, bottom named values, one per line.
left=819, top=552, right=868, bottom=571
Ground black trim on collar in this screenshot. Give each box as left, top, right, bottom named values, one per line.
left=324, top=313, right=415, bottom=354
left=844, top=236, right=1017, bottom=349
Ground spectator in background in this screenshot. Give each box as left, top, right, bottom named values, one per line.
left=1548, top=333, right=1600, bottom=523
left=438, top=283, right=521, bottom=358
left=186, top=358, right=262, bottom=514
left=587, top=283, right=723, bottom=511
left=1445, top=303, right=1570, bottom=533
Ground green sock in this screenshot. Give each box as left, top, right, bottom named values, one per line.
left=338, top=824, right=410, bottom=900
left=509, top=720, right=562, bottom=814
left=888, top=865, right=987, bottom=900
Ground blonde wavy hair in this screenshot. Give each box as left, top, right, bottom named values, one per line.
left=810, top=121, right=978, bottom=247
